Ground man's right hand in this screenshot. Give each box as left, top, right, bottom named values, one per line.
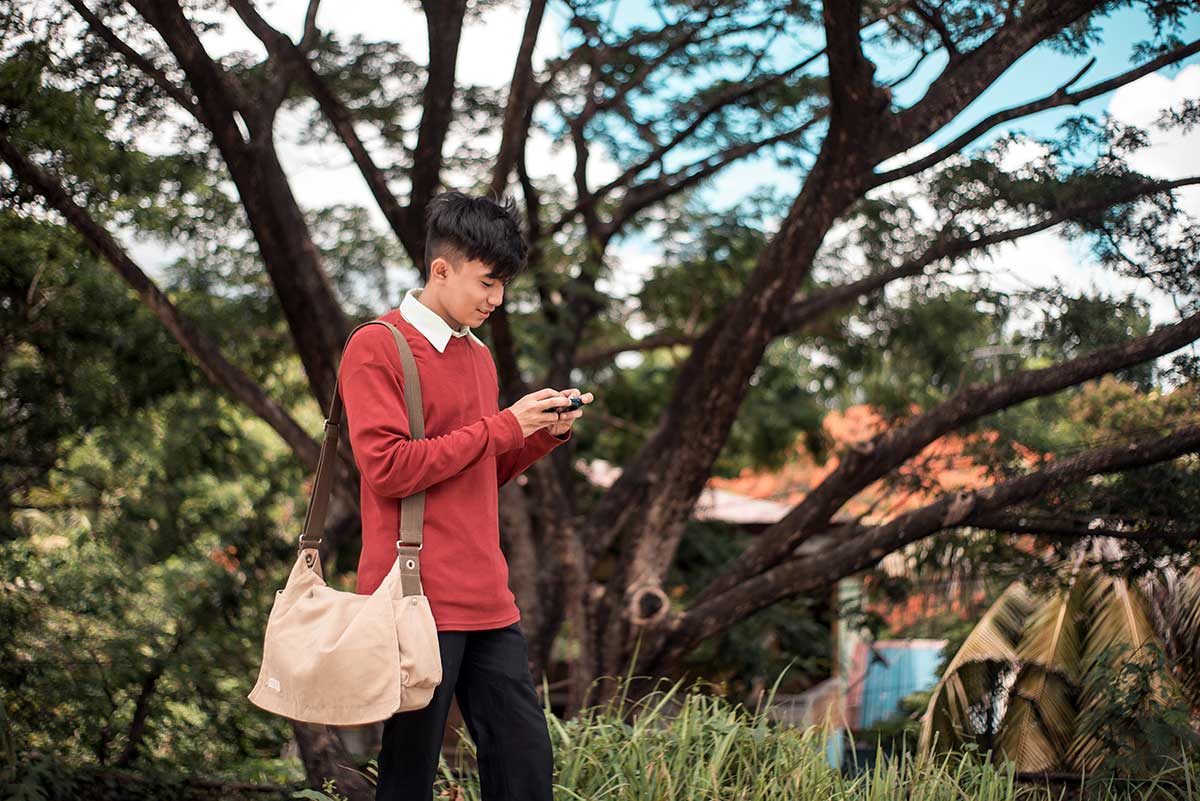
left=507, top=388, right=580, bottom=438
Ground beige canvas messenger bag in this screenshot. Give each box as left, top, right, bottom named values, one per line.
left=248, top=319, right=443, bottom=725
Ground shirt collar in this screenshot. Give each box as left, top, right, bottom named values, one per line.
left=399, top=287, right=486, bottom=353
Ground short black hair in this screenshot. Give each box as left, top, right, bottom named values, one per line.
left=423, top=191, right=528, bottom=284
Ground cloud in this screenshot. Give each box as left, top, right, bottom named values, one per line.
left=1109, top=63, right=1200, bottom=216
left=995, top=138, right=1052, bottom=173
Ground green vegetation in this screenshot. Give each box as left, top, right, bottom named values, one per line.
left=298, top=674, right=1200, bottom=801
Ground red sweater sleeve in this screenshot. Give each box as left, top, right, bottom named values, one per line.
left=497, top=427, right=571, bottom=487
left=339, top=328, right=525, bottom=498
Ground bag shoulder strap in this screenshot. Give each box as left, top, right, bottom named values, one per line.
left=297, top=320, right=426, bottom=580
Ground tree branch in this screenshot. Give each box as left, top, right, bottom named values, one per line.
left=408, top=0, right=469, bottom=268
left=823, top=0, right=887, bottom=119
left=488, top=0, right=547, bottom=198
left=115, top=616, right=196, bottom=767
left=662, top=419, right=1200, bottom=666
left=603, top=115, right=826, bottom=239
left=912, top=0, right=961, bottom=62
left=576, top=331, right=694, bottom=368
left=578, top=7, right=794, bottom=125
left=484, top=0, right=547, bottom=406
left=575, top=175, right=1200, bottom=368
left=690, top=307, right=1200, bottom=607
left=886, top=45, right=936, bottom=90
left=872, top=38, right=1200, bottom=186
left=541, top=3, right=912, bottom=240
left=129, top=0, right=255, bottom=135
left=775, top=175, right=1200, bottom=332
left=225, top=0, right=421, bottom=262
left=967, top=509, right=1200, bottom=544
left=579, top=14, right=713, bottom=123
left=298, top=0, right=322, bottom=53
left=544, top=111, right=825, bottom=408
left=125, top=0, right=352, bottom=415
left=66, top=0, right=204, bottom=124
left=880, top=0, right=1115, bottom=161
left=516, top=116, right=563, bottom=344
left=547, top=59, right=825, bottom=240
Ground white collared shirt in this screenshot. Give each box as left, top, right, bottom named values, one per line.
left=399, top=287, right=486, bottom=353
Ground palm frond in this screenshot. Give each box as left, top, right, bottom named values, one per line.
left=995, top=570, right=1088, bottom=772
left=919, top=581, right=1034, bottom=754
left=1159, top=567, right=1200, bottom=712
left=922, top=554, right=1200, bottom=772
left=1067, top=575, right=1162, bottom=771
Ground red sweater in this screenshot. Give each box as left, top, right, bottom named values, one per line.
left=338, top=307, right=570, bottom=630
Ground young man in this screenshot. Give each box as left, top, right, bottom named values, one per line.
left=338, top=191, right=591, bottom=801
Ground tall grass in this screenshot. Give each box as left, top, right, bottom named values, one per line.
left=300, top=670, right=1200, bottom=801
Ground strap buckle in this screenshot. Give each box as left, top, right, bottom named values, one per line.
left=397, top=541, right=423, bottom=551
left=298, top=534, right=323, bottom=550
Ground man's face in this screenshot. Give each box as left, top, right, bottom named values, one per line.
left=437, top=256, right=506, bottom=328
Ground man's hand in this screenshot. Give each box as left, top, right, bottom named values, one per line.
left=507, top=388, right=592, bottom=438
left=545, top=388, right=592, bottom=437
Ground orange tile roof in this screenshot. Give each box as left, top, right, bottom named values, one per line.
left=706, top=404, right=1043, bottom=526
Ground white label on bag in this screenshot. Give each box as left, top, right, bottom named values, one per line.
left=267, top=677, right=281, bottom=692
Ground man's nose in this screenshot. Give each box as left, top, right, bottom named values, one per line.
left=487, top=287, right=504, bottom=308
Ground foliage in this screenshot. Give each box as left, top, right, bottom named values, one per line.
left=854, top=689, right=931, bottom=758
left=0, top=213, right=199, bottom=527
left=1071, top=645, right=1196, bottom=779
left=2, top=753, right=297, bottom=800
left=1, top=208, right=312, bottom=781
left=0, top=384, right=309, bottom=778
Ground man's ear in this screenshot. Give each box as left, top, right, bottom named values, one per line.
left=428, top=255, right=450, bottom=283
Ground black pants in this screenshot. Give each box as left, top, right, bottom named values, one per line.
left=375, top=621, right=554, bottom=801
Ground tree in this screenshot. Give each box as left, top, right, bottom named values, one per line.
left=2, top=1, right=1200, bottom=793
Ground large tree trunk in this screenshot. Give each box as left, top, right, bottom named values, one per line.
left=574, top=134, right=872, bottom=707
left=499, top=481, right=566, bottom=681
left=534, top=0, right=1151, bottom=709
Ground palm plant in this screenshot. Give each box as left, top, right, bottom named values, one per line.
left=1156, top=567, right=1200, bottom=712
left=919, top=543, right=1200, bottom=775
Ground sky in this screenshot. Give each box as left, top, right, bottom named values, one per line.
left=133, top=2, right=1200, bottom=347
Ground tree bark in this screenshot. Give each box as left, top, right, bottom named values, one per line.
left=404, top=0, right=469, bottom=275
